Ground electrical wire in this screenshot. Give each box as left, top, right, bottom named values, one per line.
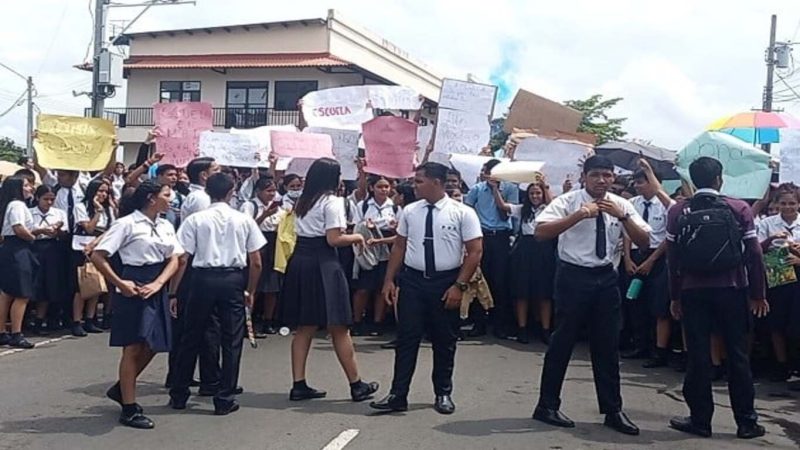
left=0, top=90, right=27, bottom=119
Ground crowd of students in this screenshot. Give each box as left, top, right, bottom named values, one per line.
left=0, top=134, right=796, bottom=438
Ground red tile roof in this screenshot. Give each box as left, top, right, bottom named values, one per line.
left=76, top=53, right=350, bottom=71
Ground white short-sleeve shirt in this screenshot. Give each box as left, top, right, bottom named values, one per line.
left=74, top=202, right=113, bottom=233
left=509, top=204, right=545, bottom=236
left=354, top=197, right=398, bottom=230
left=178, top=203, right=267, bottom=268
left=757, top=214, right=800, bottom=250
left=2, top=200, right=33, bottom=236
left=294, top=195, right=347, bottom=238
left=30, top=207, right=68, bottom=240
left=629, top=195, right=674, bottom=249
left=95, top=210, right=184, bottom=266
left=180, top=184, right=211, bottom=219
left=535, top=189, right=651, bottom=268
left=54, top=184, right=85, bottom=218
left=240, top=197, right=281, bottom=233
left=398, top=196, right=482, bottom=271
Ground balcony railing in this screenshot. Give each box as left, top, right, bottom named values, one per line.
left=84, top=107, right=301, bottom=129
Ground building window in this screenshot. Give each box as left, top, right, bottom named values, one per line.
left=274, top=81, right=318, bottom=110
left=159, top=81, right=201, bottom=102
left=225, top=81, right=268, bottom=128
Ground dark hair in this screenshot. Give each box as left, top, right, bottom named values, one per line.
left=17, top=156, right=31, bottom=166
left=446, top=168, right=462, bottom=180
left=254, top=177, right=276, bottom=196
left=205, top=173, right=235, bottom=201
left=14, top=168, right=35, bottom=184
left=415, top=162, right=448, bottom=185
left=395, top=181, right=416, bottom=205
left=280, top=174, right=302, bottom=194
left=0, top=176, right=26, bottom=233
left=295, top=158, right=340, bottom=218
left=446, top=188, right=462, bottom=198
left=186, top=157, right=215, bottom=185
left=84, top=178, right=113, bottom=216
left=120, top=180, right=164, bottom=218
left=521, top=181, right=548, bottom=222
left=633, top=168, right=662, bottom=183
left=582, top=155, right=615, bottom=174
left=35, top=184, right=55, bottom=200
left=365, top=174, right=391, bottom=204
left=483, top=159, right=502, bottom=173
left=776, top=183, right=800, bottom=203
left=688, top=157, right=723, bottom=190
left=156, top=164, right=178, bottom=177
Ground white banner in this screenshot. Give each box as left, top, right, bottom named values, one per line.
left=438, top=78, right=497, bottom=116
left=231, top=125, right=297, bottom=168
left=449, top=153, right=510, bottom=188
left=305, top=127, right=361, bottom=180
left=198, top=131, right=260, bottom=168
left=367, top=85, right=423, bottom=110
left=432, top=109, right=490, bottom=156
left=302, top=86, right=423, bottom=130
left=780, top=129, right=800, bottom=184
left=514, top=137, right=592, bottom=194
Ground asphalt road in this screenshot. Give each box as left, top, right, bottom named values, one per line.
left=1, top=331, right=798, bottom=450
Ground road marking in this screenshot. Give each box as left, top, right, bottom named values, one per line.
left=322, top=429, right=359, bottom=450
left=0, top=336, right=71, bottom=357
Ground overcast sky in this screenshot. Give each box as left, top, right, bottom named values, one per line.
left=2, top=0, right=800, bottom=150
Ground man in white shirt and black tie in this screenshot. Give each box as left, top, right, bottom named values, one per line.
left=169, top=173, right=265, bottom=416
left=370, top=162, right=483, bottom=415
left=532, top=155, right=651, bottom=436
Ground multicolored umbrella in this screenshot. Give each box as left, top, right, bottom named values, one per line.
left=708, top=111, right=800, bottom=145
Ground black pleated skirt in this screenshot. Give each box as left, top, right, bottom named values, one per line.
left=509, top=235, right=556, bottom=301
left=32, top=239, right=70, bottom=304
left=278, top=237, right=352, bottom=328
left=257, top=231, right=282, bottom=294
left=110, top=263, right=172, bottom=352
left=0, top=236, right=39, bottom=299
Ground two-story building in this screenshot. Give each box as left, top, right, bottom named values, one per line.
left=82, top=9, right=444, bottom=164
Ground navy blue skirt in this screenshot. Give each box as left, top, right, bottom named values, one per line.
left=278, top=237, right=352, bottom=328
left=509, top=235, right=556, bottom=301
left=110, top=262, right=172, bottom=352
left=32, top=239, right=70, bottom=304
left=0, top=236, right=39, bottom=299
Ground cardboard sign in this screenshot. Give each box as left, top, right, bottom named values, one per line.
left=514, top=137, right=592, bottom=194
left=438, top=78, right=497, bottom=116
left=362, top=116, right=418, bottom=179
left=154, top=102, right=213, bottom=167
left=504, top=89, right=582, bottom=134
left=198, top=132, right=260, bottom=167
left=270, top=131, right=334, bottom=159
left=304, top=127, right=360, bottom=180
left=34, top=115, right=116, bottom=171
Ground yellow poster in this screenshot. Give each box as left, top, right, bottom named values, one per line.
left=33, top=114, right=116, bottom=171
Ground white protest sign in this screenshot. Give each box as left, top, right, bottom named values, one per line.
left=780, top=129, right=800, bottom=183
left=305, top=127, right=360, bottom=180
left=302, top=87, right=374, bottom=130
left=198, top=131, right=260, bottom=168
left=416, top=125, right=434, bottom=164
left=231, top=125, right=297, bottom=168
left=285, top=158, right=316, bottom=177
left=490, top=161, right=546, bottom=184
left=438, top=79, right=497, bottom=116
left=367, top=86, right=423, bottom=110
left=433, top=109, right=490, bottom=156
left=514, top=137, right=592, bottom=194
left=449, top=153, right=509, bottom=188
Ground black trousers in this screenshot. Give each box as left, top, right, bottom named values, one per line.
left=625, top=249, right=668, bottom=353
left=170, top=269, right=245, bottom=408
left=538, top=262, right=623, bottom=414
left=475, top=230, right=511, bottom=330
left=681, top=288, right=757, bottom=427
left=390, top=267, right=460, bottom=398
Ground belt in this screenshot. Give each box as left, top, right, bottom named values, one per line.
left=558, top=260, right=614, bottom=274
left=403, top=265, right=460, bottom=280
left=482, top=228, right=511, bottom=236
left=193, top=267, right=244, bottom=273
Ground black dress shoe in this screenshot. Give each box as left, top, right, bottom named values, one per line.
left=262, top=322, right=278, bottom=335
left=289, top=385, right=327, bottom=401
left=621, top=349, right=649, bottom=360
left=517, top=327, right=530, bottom=344
left=604, top=411, right=639, bottom=435
left=369, top=394, right=408, bottom=412
left=541, top=329, right=551, bottom=346
left=8, top=334, right=34, bottom=349
left=351, top=381, right=379, bottom=402
left=214, top=402, right=240, bottom=416
left=83, top=320, right=103, bottom=334
left=350, top=323, right=366, bottom=337
left=466, top=326, right=487, bottom=338
left=168, top=398, right=187, bottom=410
left=737, top=423, right=766, bottom=439
left=234, top=386, right=244, bottom=395
left=380, top=340, right=398, bottom=349
left=669, top=416, right=711, bottom=438
left=643, top=356, right=668, bottom=369
left=189, top=379, right=201, bottom=388
left=434, top=395, right=455, bottom=415
left=119, top=410, right=155, bottom=429
left=532, top=406, right=575, bottom=428
left=71, top=323, right=88, bottom=337
left=0, top=333, right=11, bottom=346
left=254, top=330, right=268, bottom=339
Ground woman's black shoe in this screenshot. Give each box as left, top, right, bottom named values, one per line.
left=517, top=327, right=530, bottom=344
left=9, top=334, right=34, bottom=349
left=380, top=339, right=398, bottom=349
left=71, top=323, right=88, bottom=337
left=541, top=329, right=551, bottom=346
left=32, top=319, right=49, bottom=336
left=350, top=323, right=365, bottom=337
left=83, top=320, right=103, bottom=334
left=119, top=409, right=154, bottom=430
left=351, top=381, right=379, bottom=402
left=100, top=314, right=112, bottom=330
left=263, top=322, right=278, bottom=335
left=0, top=333, right=10, bottom=346
left=289, top=384, right=327, bottom=401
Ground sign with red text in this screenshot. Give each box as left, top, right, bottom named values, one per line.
left=362, top=116, right=418, bottom=179
left=270, top=130, right=334, bottom=159
left=153, top=102, right=213, bottom=167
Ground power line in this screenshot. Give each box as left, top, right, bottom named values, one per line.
left=776, top=73, right=800, bottom=102
left=37, top=0, right=71, bottom=75
left=0, top=90, right=27, bottom=119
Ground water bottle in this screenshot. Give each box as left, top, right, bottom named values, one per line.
left=626, top=278, right=643, bottom=300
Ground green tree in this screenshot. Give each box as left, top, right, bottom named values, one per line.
left=563, top=94, right=627, bottom=145
left=0, top=137, right=24, bottom=163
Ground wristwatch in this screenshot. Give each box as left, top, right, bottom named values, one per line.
left=454, top=281, right=469, bottom=292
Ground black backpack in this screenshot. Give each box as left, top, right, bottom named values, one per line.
left=674, top=193, right=743, bottom=272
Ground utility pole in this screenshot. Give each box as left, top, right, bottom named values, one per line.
left=762, top=14, right=777, bottom=152
left=90, top=0, right=108, bottom=118
left=26, top=76, right=33, bottom=155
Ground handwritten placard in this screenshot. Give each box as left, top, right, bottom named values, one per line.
left=416, top=124, right=434, bottom=163
left=198, top=131, right=260, bottom=167
left=362, top=116, right=418, bottom=179
left=33, top=115, right=116, bottom=171
left=154, top=102, right=213, bottom=167
left=367, top=86, right=423, bottom=110
left=270, top=130, right=334, bottom=159
left=438, top=79, right=497, bottom=116
left=780, top=129, right=800, bottom=183
left=433, top=109, right=490, bottom=156
left=514, top=137, right=592, bottom=194
left=304, top=127, right=360, bottom=180
left=302, top=87, right=374, bottom=130
left=676, top=131, right=771, bottom=199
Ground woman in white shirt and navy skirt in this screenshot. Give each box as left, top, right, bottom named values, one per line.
left=0, top=176, right=39, bottom=349
left=90, top=181, right=182, bottom=429
left=278, top=158, right=379, bottom=403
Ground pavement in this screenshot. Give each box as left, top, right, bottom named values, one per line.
left=1, top=331, right=799, bottom=450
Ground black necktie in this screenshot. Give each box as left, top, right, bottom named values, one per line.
left=595, top=212, right=606, bottom=259
left=424, top=204, right=436, bottom=277
left=642, top=201, right=652, bottom=223
left=67, top=189, right=75, bottom=233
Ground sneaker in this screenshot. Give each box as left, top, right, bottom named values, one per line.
left=9, top=334, right=35, bottom=349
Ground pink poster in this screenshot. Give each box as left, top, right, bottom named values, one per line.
left=362, top=116, right=418, bottom=179
left=153, top=102, right=213, bottom=167
left=270, top=130, right=334, bottom=159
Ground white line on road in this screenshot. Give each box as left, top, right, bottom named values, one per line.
left=0, top=336, right=71, bottom=357
left=322, top=429, right=359, bottom=450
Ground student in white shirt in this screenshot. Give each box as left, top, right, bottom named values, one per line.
left=757, top=183, right=800, bottom=382
left=493, top=179, right=557, bottom=345
left=532, top=155, right=650, bottom=436
left=280, top=173, right=303, bottom=210
left=91, top=181, right=183, bottom=429
left=111, top=162, right=126, bottom=200
left=169, top=173, right=265, bottom=416
left=351, top=174, right=399, bottom=337
left=0, top=176, right=40, bottom=349
left=29, top=185, right=69, bottom=336
left=240, top=177, right=283, bottom=336
left=180, top=157, right=220, bottom=219
left=277, top=158, right=379, bottom=403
